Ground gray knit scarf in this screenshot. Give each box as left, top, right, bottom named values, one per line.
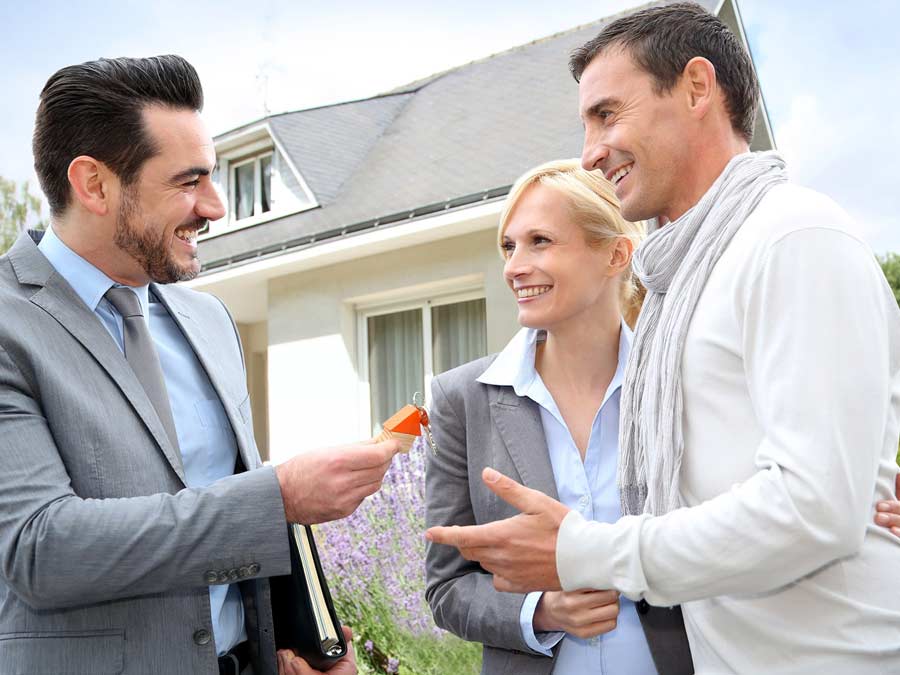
left=618, top=151, right=787, bottom=516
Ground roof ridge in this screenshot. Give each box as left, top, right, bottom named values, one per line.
left=215, top=1, right=662, bottom=138
left=214, top=90, right=414, bottom=138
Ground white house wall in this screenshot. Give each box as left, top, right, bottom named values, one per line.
left=265, top=228, right=517, bottom=463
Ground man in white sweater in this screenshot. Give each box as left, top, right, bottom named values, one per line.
left=428, top=3, right=900, bottom=672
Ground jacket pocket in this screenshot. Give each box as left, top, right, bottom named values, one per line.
left=0, top=629, right=124, bottom=674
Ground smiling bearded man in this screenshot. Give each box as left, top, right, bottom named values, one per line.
left=0, top=55, right=397, bottom=675
left=427, top=3, right=900, bottom=673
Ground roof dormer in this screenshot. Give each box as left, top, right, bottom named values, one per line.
left=201, top=123, right=318, bottom=240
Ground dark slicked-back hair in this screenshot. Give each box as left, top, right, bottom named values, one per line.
left=569, top=2, right=758, bottom=143
left=33, top=55, right=204, bottom=217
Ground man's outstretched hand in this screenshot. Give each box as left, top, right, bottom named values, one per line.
left=425, top=467, right=571, bottom=593
left=276, top=440, right=400, bottom=524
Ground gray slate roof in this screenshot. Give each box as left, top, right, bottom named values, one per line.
left=200, top=0, right=724, bottom=271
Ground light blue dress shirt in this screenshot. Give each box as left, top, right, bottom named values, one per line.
left=38, top=226, right=246, bottom=656
left=477, top=324, right=657, bottom=675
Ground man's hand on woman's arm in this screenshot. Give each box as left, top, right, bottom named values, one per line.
left=874, top=472, right=900, bottom=537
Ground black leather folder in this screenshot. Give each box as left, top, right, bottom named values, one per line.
left=270, top=523, right=347, bottom=671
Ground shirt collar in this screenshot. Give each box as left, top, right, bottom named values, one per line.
left=38, top=224, right=150, bottom=316
left=477, top=320, right=634, bottom=403
left=477, top=326, right=542, bottom=396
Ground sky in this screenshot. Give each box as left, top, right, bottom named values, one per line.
left=2, top=0, right=898, bottom=253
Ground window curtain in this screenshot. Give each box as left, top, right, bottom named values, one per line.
left=260, top=155, right=273, bottom=213
left=368, top=309, right=424, bottom=434
left=431, top=298, right=487, bottom=375
left=234, top=163, right=255, bottom=220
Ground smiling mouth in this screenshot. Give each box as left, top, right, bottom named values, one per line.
left=609, top=163, right=634, bottom=185
left=174, top=222, right=203, bottom=244
left=516, top=285, right=552, bottom=299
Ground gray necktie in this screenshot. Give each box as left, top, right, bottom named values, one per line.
left=104, top=286, right=181, bottom=454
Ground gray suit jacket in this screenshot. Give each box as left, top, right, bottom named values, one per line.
left=425, top=355, right=694, bottom=675
left=0, top=233, right=291, bottom=674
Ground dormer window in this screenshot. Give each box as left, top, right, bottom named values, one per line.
left=231, top=151, right=273, bottom=221
left=204, top=123, right=318, bottom=240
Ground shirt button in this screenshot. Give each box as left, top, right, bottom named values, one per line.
left=193, top=629, right=212, bottom=646
left=589, top=636, right=600, bottom=646
left=578, top=496, right=590, bottom=508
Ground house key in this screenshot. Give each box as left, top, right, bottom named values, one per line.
left=413, top=392, right=438, bottom=455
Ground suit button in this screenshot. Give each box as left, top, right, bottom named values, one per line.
left=204, top=570, right=218, bottom=584
left=636, top=600, right=650, bottom=615
left=239, top=566, right=251, bottom=578
left=228, top=569, right=240, bottom=582
left=248, top=563, right=261, bottom=575
left=217, top=571, right=229, bottom=584
left=193, top=629, right=212, bottom=645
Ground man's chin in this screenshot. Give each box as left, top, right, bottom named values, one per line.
left=619, top=196, right=655, bottom=225
left=150, top=260, right=200, bottom=284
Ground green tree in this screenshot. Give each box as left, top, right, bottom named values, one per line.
left=1, top=176, right=45, bottom=255
left=878, top=252, right=900, bottom=308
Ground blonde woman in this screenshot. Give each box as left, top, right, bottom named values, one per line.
left=424, top=160, right=691, bottom=675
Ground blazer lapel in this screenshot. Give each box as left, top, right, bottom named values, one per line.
left=8, top=235, right=187, bottom=484
left=152, top=285, right=255, bottom=471
left=488, top=385, right=559, bottom=501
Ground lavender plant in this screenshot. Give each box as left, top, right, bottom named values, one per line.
left=315, top=436, right=481, bottom=675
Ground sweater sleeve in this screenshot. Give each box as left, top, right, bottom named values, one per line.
left=557, top=226, right=898, bottom=605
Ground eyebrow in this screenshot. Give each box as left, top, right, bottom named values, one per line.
left=170, top=166, right=212, bottom=183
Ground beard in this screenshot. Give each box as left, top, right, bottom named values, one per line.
left=114, top=188, right=203, bottom=284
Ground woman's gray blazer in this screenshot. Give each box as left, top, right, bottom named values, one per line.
left=425, top=355, right=694, bottom=675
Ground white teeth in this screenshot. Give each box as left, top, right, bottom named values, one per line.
left=175, top=229, right=197, bottom=243
left=516, top=286, right=551, bottom=298
left=611, top=164, right=633, bottom=184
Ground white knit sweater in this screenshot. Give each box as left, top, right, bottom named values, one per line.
left=556, top=183, right=900, bottom=673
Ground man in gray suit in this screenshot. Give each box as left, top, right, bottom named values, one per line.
left=0, top=55, right=397, bottom=675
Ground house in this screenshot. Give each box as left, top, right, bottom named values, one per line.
left=188, top=0, right=775, bottom=463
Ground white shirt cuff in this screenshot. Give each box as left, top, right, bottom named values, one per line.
left=556, top=509, right=651, bottom=599
left=519, top=591, right=564, bottom=655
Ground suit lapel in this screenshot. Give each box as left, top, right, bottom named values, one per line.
left=152, top=285, right=255, bottom=471
left=8, top=235, right=188, bottom=484
left=488, top=385, right=559, bottom=501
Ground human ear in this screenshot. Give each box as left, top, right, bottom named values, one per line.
left=681, top=56, right=717, bottom=116
left=608, top=236, right=634, bottom=276
left=67, top=156, right=114, bottom=217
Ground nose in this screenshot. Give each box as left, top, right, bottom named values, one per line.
left=581, top=129, right=610, bottom=172
left=503, top=245, right=531, bottom=283
left=197, top=179, right=226, bottom=222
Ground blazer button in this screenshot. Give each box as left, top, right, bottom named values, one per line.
left=193, top=629, right=212, bottom=645
left=248, top=563, right=261, bottom=575
left=239, top=566, right=251, bottom=578
left=228, top=569, right=240, bottom=582
left=636, top=600, right=650, bottom=615
left=217, top=571, right=229, bottom=584
left=204, top=570, right=218, bottom=584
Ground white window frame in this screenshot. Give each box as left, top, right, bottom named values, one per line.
left=203, top=123, right=319, bottom=240
left=228, top=150, right=273, bottom=224
left=356, top=287, right=485, bottom=438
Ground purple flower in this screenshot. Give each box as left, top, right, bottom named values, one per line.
left=364, top=640, right=373, bottom=654
left=316, top=436, right=439, bottom=636
left=387, top=657, right=400, bottom=673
